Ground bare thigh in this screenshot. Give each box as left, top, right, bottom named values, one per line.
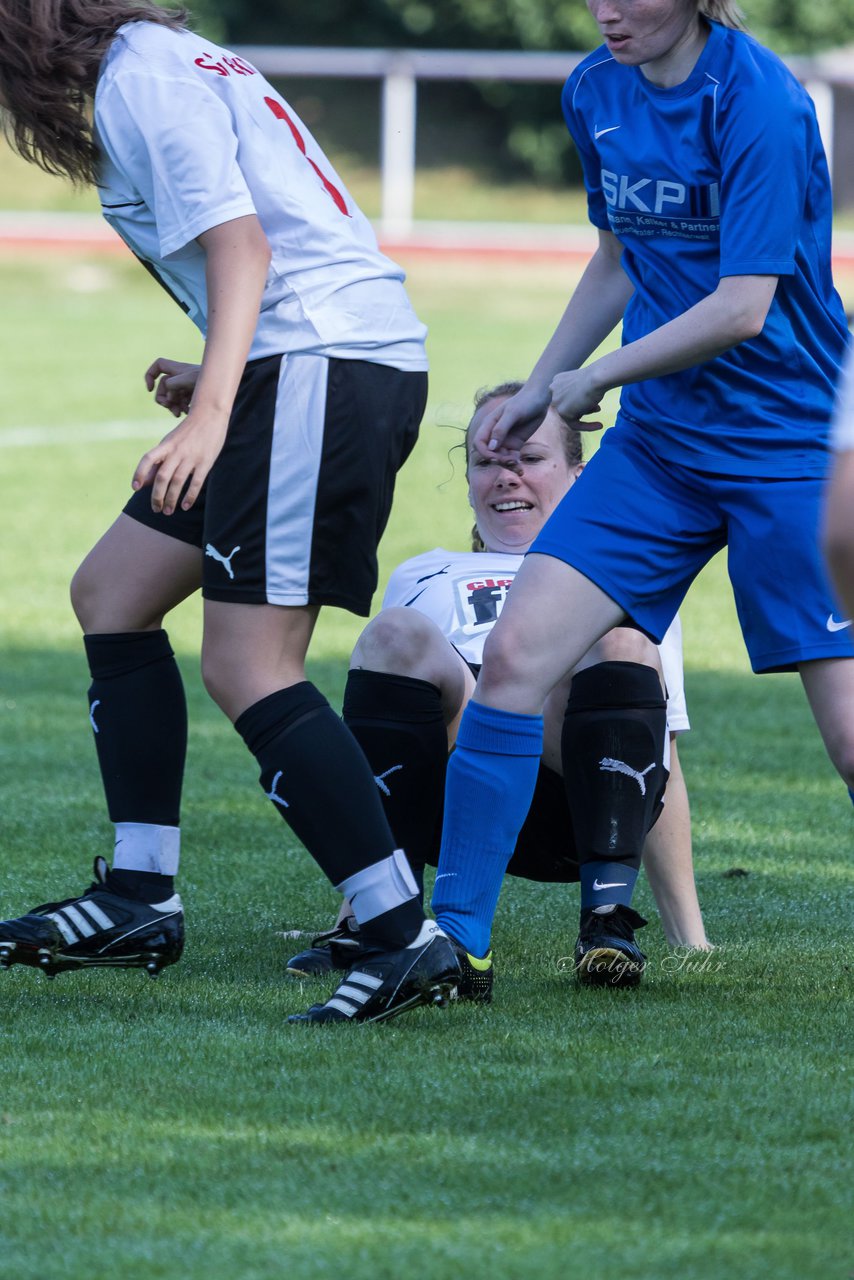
left=476, top=553, right=626, bottom=713
left=71, top=514, right=203, bottom=633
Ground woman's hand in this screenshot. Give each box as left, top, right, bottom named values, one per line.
left=549, top=367, right=604, bottom=431
left=145, top=357, right=201, bottom=418
left=473, top=383, right=553, bottom=457
left=131, top=406, right=229, bottom=515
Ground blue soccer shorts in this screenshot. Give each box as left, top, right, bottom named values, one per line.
left=530, top=426, right=854, bottom=673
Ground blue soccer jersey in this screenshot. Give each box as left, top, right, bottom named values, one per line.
left=563, top=20, right=850, bottom=476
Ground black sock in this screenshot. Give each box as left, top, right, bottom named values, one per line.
left=235, top=682, right=424, bottom=948
left=84, top=631, right=187, bottom=826
left=561, top=661, right=668, bottom=911
left=343, top=669, right=450, bottom=901
left=108, top=868, right=174, bottom=902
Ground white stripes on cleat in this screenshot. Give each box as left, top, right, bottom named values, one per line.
left=47, top=901, right=116, bottom=944
left=323, top=970, right=384, bottom=1018
left=45, top=895, right=181, bottom=949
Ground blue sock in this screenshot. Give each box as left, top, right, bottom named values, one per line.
left=432, top=701, right=543, bottom=958
left=580, top=861, right=640, bottom=911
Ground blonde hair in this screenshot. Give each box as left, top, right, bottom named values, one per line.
left=700, top=1, right=748, bottom=30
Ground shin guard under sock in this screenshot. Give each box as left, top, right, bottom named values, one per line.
left=432, top=700, right=543, bottom=957
left=235, top=682, right=424, bottom=947
left=561, top=661, right=667, bottom=911
left=85, top=629, right=186, bottom=826
left=343, top=669, right=449, bottom=899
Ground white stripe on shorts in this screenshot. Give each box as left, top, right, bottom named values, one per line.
left=264, top=353, right=328, bottom=606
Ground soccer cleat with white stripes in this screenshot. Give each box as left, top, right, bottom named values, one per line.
left=288, top=920, right=461, bottom=1024
left=0, top=857, right=184, bottom=979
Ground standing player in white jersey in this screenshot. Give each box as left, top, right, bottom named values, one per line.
left=430, top=0, right=854, bottom=970
left=0, top=1, right=460, bottom=1023
left=286, top=384, right=709, bottom=1007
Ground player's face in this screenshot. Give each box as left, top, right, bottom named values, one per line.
left=467, top=404, right=582, bottom=555
left=587, top=0, right=703, bottom=71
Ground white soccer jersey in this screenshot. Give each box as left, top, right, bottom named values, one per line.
left=94, top=23, right=427, bottom=368
left=383, top=549, right=690, bottom=732
left=832, top=344, right=854, bottom=451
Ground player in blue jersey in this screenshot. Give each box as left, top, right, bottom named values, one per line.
left=0, top=0, right=460, bottom=1023
left=431, top=0, right=854, bottom=982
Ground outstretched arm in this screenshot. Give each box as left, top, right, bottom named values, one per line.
left=642, top=737, right=711, bottom=949
left=477, top=244, right=777, bottom=454
left=549, top=272, right=779, bottom=424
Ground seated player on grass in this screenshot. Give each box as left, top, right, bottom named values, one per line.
left=287, top=382, right=710, bottom=1009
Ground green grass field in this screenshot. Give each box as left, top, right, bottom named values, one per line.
left=0, top=248, right=851, bottom=1279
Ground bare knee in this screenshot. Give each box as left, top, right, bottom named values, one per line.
left=201, top=639, right=260, bottom=721
left=70, top=517, right=201, bottom=634
left=200, top=601, right=315, bottom=724
left=201, top=633, right=255, bottom=718
left=200, top=645, right=229, bottom=715
left=69, top=559, right=98, bottom=631
left=350, top=608, right=447, bottom=681
left=826, top=737, right=854, bottom=790
left=811, top=709, right=854, bottom=789
left=575, top=626, right=663, bottom=692
left=70, top=555, right=164, bottom=634
left=588, top=625, right=659, bottom=666
left=800, top=658, right=854, bottom=790
left=476, top=621, right=539, bottom=706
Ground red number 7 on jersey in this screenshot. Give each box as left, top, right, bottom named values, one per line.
left=264, top=97, right=350, bottom=217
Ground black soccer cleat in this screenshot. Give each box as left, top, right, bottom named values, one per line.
left=0, top=857, right=184, bottom=979
left=285, top=916, right=364, bottom=977
left=448, top=938, right=493, bottom=1004
left=286, top=921, right=493, bottom=1002
left=574, top=904, right=647, bottom=988
left=288, top=921, right=461, bottom=1024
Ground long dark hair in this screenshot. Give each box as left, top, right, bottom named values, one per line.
left=466, top=381, right=583, bottom=552
left=0, top=0, right=188, bottom=184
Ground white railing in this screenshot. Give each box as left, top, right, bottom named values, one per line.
left=234, top=45, right=852, bottom=236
